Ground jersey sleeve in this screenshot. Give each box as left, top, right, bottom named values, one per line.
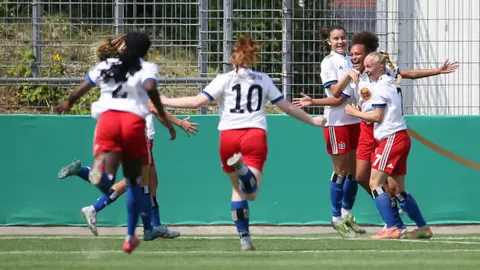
left=202, top=75, right=226, bottom=101
left=370, top=86, right=388, bottom=109
left=340, top=84, right=355, bottom=99
left=265, top=76, right=284, bottom=104
left=141, top=63, right=160, bottom=84
left=85, top=62, right=105, bottom=87
left=320, top=58, right=338, bottom=88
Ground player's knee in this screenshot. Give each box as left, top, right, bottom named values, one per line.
left=394, top=190, right=409, bottom=202
left=371, top=186, right=387, bottom=199
left=331, top=173, right=346, bottom=185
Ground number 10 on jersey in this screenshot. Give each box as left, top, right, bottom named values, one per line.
left=230, top=84, right=263, bottom=114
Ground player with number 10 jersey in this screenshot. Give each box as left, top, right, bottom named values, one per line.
left=161, top=35, right=326, bottom=251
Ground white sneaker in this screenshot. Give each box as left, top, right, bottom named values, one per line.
left=227, top=153, right=244, bottom=170
left=240, top=236, right=256, bottom=251
left=80, top=206, right=98, bottom=236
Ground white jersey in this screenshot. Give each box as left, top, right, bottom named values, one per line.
left=320, top=51, right=360, bottom=126
left=145, top=114, right=155, bottom=140
left=369, top=74, right=407, bottom=140
left=87, top=58, right=159, bottom=119
left=202, top=68, right=284, bottom=131
left=355, top=68, right=398, bottom=119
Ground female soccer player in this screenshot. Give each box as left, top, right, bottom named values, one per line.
left=345, top=52, right=428, bottom=239
left=293, top=25, right=364, bottom=238
left=348, top=31, right=458, bottom=238
left=57, top=34, right=198, bottom=239
left=57, top=32, right=174, bottom=253
left=160, top=35, right=326, bottom=251
left=58, top=111, right=197, bottom=238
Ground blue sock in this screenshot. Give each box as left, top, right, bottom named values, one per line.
left=77, top=166, right=113, bottom=194
left=372, top=187, right=396, bottom=228
left=77, top=166, right=91, bottom=182
left=330, top=173, right=344, bottom=217
left=126, top=184, right=142, bottom=236
left=151, top=196, right=161, bottom=227
left=140, top=186, right=153, bottom=232
left=238, top=168, right=257, bottom=194
left=396, top=191, right=427, bottom=227
left=231, top=200, right=250, bottom=238
left=391, top=197, right=406, bottom=229
left=342, top=174, right=358, bottom=210
left=92, top=188, right=120, bottom=213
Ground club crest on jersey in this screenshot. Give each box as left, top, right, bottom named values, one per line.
left=360, top=88, right=371, bottom=100
left=338, top=141, right=346, bottom=150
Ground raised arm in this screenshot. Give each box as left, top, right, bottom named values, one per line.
left=400, top=59, right=459, bottom=79
left=292, top=92, right=346, bottom=108
left=321, top=60, right=359, bottom=98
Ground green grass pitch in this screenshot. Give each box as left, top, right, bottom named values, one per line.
left=1, top=234, right=480, bottom=269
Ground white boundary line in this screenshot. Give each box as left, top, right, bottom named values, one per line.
left=1, top=249, right=480, bottom=255
left=1, top=235, right=480, bottom=241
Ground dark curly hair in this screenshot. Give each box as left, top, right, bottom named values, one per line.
left=351, top=31, right=379, bottom=53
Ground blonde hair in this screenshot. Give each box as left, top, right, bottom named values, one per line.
left=379, top=51, right=402, bottom=84
left=93, top=34, right=127, bottom=62
left=366, top=51, right=387, bottom=69
left=230, top=35, right=261, bottom=69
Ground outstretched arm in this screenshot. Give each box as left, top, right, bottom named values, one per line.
left=148, top=101, right=199, bottom=136
left=400, top=59, right=459, bottom=79
left=56, top=80, right=93, bottom=114
left=292, top=92, right=346, bottom=108
left=275, top=99, right=326, bottom=127
left=161, top=93, right=210, bottom=109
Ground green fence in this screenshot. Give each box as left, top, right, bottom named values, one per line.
left=1, top=114, right=479, bottom=226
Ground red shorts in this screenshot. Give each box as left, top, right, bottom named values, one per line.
left=323, top=123, right=360, bottom=155
left=372, top=130, right=411, bottom=175
left=219, top=128, right=268, bottom=173
left=356, top=121, right=377, bottom=162
left=144, top=139, right=155, bottom=167
left=93, top=110, right=148, bottom=159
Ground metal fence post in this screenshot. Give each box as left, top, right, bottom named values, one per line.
left=282, top=0, right=293, bottom=100
left=397, top=0, right=414, bottom=114
left=115, top=0, right=124, bottom=34
left=32, top=0, right=42, bottom=77
left=223, top=0, right=233, bottom=73
left=376, top=0, right=388, bottom=51
left=198, top=0, right=209, bottom=115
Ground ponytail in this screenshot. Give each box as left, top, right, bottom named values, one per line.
left=380, top=51, right=402, bottom=84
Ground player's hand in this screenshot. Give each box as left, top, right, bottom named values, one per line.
left=439, top=58, right=459, bottom=74
left=348, top=70, right=360, bottom=84
left=312, top=116, right=327, bottom=127
left=56, top=100, right=72, bottom=114
left=345, top=103, right=360, bottom=116
left=168, top=126, right=176, bottom=141
left=179, top=116, right=199, bottom=137
left=292, top=93, right=313, bottom=108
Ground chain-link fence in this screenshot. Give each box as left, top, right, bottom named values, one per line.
left=1, top=0, right=478, bottom=115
